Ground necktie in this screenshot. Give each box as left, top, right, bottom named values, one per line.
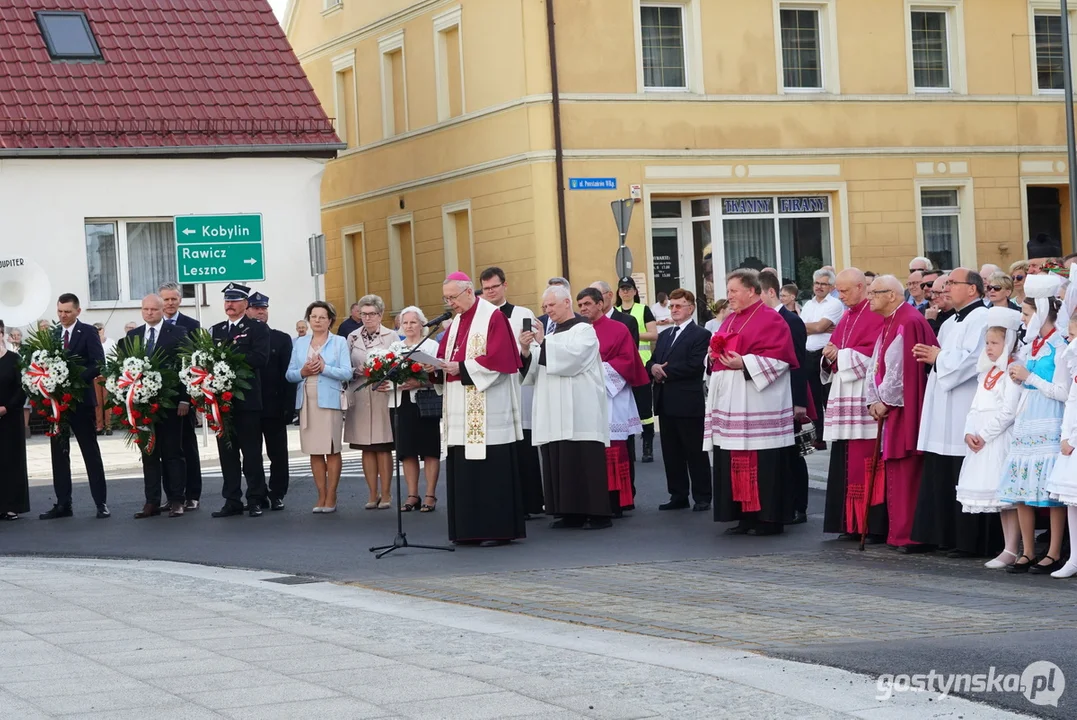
left=62, top=329, right=70, bottom=350
left=146, top=327, right=156, bottom=355
left=168, top=317, right=176, bottom=325
left=547, top=320, right=557, bottom=334
left=668, top=326, right=680, bottom=345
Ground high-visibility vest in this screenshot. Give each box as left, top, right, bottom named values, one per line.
left=621, top=302, right=651, bottom=364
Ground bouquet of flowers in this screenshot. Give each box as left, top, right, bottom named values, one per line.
left=19, top=324, right=87, bottom=438
left=361, top=343, right=429, bottom=386
left=102, top=338, right=178, bottom=455
left=178, top=330, right=251, bottom=440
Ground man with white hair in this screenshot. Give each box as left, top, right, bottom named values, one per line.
left=800, top=267, right=845, bottom=444
left=522, top=286, right=613, bottom=529
left=437, top=272, right=526, bottom=546
left=909, top=257, right=933, bottom=273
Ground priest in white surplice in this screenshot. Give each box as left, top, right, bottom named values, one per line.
left=437, top=272, right=526, bottom=547
left=522, top=285, right=613, bottom=530
left=910, top=267, right=1001, bottom=557
left=479, top=266, right=544, bottom=518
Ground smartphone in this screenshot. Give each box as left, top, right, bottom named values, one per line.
left=523, top=318, right=532, bottom=332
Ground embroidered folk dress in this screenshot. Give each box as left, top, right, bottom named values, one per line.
left=955, top=361, right=1021, bottom=512
left=1047, top=346, right=1077, bottom=505
left=997, top=331, right=1067, bottom=508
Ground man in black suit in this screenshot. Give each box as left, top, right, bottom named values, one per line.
left=122, top=294, right=190, bottom=518
left=760, top=271, right=811, bottom=524
left=646, top=288, right=711, bottom=511
left=246, top=292, right=295, bottom=511
left=159, top=282, right=202, bottom=510
left=209, top=283, right=270, bottom=518
left=40, top=293, right=109, bottom=519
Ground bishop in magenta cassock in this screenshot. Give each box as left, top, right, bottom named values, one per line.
left=863, top=275, right=937, bottom=552
left=820, top=268, right=887, bottom=541
left=437, top=273, right=527, bottom=546
left=708, top=269, right=800, bottom=536
left=577, top=287, right=650, bottom=516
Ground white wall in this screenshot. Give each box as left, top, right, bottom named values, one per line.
left=0, top=156, right=326, bottom=338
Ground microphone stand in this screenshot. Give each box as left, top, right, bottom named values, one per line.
left=365, top=322, right=454, bottom=559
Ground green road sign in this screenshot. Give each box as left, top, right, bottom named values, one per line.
left=174, top=214, right=265, bottom=283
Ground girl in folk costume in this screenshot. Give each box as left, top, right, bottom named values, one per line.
left=997, top=275, right=1069, bottom=574
left=1045, top=312, right=1077, bottom=578
left=955, top=307, right=1023, bottom=569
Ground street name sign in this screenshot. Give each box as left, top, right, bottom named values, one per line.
left=175, top=214, right=265, bottom=283
left=569, top=177, right=617, bottom=190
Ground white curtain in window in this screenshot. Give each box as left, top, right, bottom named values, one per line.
left=85, top=222, right=118, bottom=302
left=127, top=222, right=176, bottom=301
left=722, top=218, right=775, bottom=272
left=923, top=214, right=959, bottom=270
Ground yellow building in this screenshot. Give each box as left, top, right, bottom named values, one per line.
left=287, top=0, right=1077, bottom=317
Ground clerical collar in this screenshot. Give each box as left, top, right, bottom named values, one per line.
left=953, top=302, right=980, bottom=323
left=498, top=302, right=514, bottom=318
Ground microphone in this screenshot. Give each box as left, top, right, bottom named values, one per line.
left=424, top=310, right=452, bottom=328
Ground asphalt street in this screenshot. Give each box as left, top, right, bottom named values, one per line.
left=3, top=443, right=1073, bottom=718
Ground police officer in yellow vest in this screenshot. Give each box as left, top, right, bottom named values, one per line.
left=615, top=276, right=658, bottom=462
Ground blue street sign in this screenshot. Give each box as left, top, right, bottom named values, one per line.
left=569, top=177, right=617, bottom=190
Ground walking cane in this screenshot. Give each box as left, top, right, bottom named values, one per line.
left=860, top=416, right=886, bottom=552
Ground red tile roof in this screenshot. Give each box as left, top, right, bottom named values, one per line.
left=0, top=0, right=343, bottom=156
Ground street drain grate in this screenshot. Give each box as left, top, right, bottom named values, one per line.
left=263, top=575, right=323, bottom=585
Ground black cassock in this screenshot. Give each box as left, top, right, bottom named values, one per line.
left=0, top=351, right=29, bottom=515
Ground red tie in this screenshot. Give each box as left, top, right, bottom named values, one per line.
left=63, top=329, right=70, bottom=350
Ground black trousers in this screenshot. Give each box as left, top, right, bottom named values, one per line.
left=262, top=416, right=290, bottom=500
left=50, top=404, right=107, bottom=507
left=181, top=413, right=202, bottom=501
left=658, top=414, right=711, bottom=504
left=143, top=410, right=187, bottom=506
left=217, top=411, right=266, bottom=509
left=806, top=350, right=829, bottom=436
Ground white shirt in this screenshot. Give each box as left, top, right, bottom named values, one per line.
left=667, top=318, right=694, bottom=346
left=800, top=294, right=845, bottom=353
left=651, top=302, right=674, bottom=333
left=143, top=321, right=164, bottom=345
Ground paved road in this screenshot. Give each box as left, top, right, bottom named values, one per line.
left=3, top=444, right=1070, bottom=717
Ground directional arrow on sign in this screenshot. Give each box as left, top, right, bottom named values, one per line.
left=182, top=228, right=196, bottom=236
left=243, top=258, right=257, bottom=265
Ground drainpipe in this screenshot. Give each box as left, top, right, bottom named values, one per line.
left=545, top=0, right=571, bottom=281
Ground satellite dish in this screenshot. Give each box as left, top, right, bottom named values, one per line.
left=0, top=256, right=51, bottom=328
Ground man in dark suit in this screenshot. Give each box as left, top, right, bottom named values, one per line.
left=246, top=292, right=295, bottom=511
left=159, top=282, right=202, bottom=510
left=40, top=293, right=109, bottom=519
left=760, top=271, right=811, bottom=524
left=209, top=283, right=270, bottom=518
left=337, top=302, right=362, bottom=338
left=121, top=294, right=190, bottom=518
left=646, top=288, right=711, bottom=511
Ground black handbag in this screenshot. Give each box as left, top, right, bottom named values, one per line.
left=414, top=388, right=443, bottom=418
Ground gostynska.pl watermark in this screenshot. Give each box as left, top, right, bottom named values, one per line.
left=876, top=662, right=1065, bottom=707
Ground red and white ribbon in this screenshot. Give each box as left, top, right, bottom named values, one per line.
left=188, top=366, right=222, bottom=435
left=116, top=369, right=143, bottom=429
left=26, top=362, right=61, bottom=432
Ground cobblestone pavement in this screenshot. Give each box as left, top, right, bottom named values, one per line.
left=356, top=545, right=1077, bottom=652
left=1, top=558, right=1025, bottom=719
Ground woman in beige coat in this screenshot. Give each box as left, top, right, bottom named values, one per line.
left=345, top=295, right=397, bottom=509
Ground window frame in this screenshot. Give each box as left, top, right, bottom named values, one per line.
left=83, top=217, right=196, bottom=310
left=433, top=6, right=466, bottom=123
left=35, top=11, right=102, bottom=62
left=773, top=0, right=840, bottom=95
left=442, top=200, right=475, bottom=280
left=387, top=212, right=418, bottom=312
left=904, top=0, right=966, bottom=94
left=378, top=30, right=409, bottom=139
left=332, top=50, right=358, bottom=147
left=633, top=0, right=704, bottom=94
left=341, top=223, right=367, bottom=309
left=1028, top=2, right=1077, bottom=95
left=914, top=179, right=976, bottom=270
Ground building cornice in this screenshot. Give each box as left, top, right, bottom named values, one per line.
left=294, top=0, right=454, bottom=62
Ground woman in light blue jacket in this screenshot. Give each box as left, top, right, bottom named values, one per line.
left=286, top=301, right=352, bottom=513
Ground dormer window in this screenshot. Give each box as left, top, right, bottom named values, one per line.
left=36, top=11, right=102, bottom=61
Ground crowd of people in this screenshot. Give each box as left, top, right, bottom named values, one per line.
left=6, top=235, right=1077, bottom=566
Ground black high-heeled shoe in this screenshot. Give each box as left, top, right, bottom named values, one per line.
left=420, top=495, right=438, bottom=512
left=1007, top=554, right=1033, bottom=574
left=401, top=495, right=421, bottom=512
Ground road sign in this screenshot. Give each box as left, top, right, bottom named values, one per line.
left=611, top=198, right=634, bottom=242
left=569, top=177, right=617, bottom=190
left=175, top=214, right=265, bottom=283
left=615, top=246, right=634, bottom=279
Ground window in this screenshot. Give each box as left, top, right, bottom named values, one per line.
left=1035, top=13, right=1065, bottom=92
left=388, top=214, right=417, bottom=311
left=910, top=10, right=950, bottom=89
left=442, top=202, right=474, bottom=278
left=640, top=5, right=686, bottom=89
left=379, top=31, right=408, bottom=138
left=332, top=51, right=357, bottom=147
left=84, top=220, right=194, bottom=305
left=920, top=189, right=961, bottom=269
left=342, top=224, right=367, bottom=307
left=36, top=11, right=102, bottom=61
left=780, top=8, right=821, bottom=89
left=434, top=7, right=465, bottom=122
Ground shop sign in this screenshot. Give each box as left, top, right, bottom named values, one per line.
left=722, top=197, right=773, bottom=215
left=778, top=196, right=829, bottom=214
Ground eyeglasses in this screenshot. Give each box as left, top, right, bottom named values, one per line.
left=1013, top=274, right=1026, bottom=282
left=985, top=285, right=1004, bottom=292
left=442, top=289, right=472, bottom=304
left=482, top=282, right=504, bottom=293
left=919, top=282, right=933, bottom=290
left=945, top=280, right=974, bottom=287
left=359, top=311, right=381, bottom=318
left=668, top=303, right=691, bottom=310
